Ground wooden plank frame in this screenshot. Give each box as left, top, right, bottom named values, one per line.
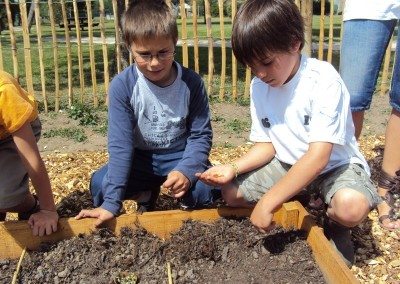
left=0, top=201, right=357, bottom=283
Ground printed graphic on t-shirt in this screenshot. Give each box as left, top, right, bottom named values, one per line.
left=141, top=104, right=187, bottom=149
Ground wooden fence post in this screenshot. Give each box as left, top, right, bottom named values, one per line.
left=19, top=0, right=34, bottom=95
left=5, top=0, right=19, bottom=79
left=47, top=0, right=60, bottom=112
left=34, top=0, right=48, bottom=112
left=61, top=0, right=73, bottom=106
left=86, top=0, right=98, bottom=107
left=73, top=0, right=85, bottom=101
left=99, top=0, right=110, bottom=100
left=204, top=0, right=214, bottom=96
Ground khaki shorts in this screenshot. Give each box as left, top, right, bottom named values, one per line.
left=0, top=118, right=41, bottom=209
left=235, top=157, right=381, bottom=208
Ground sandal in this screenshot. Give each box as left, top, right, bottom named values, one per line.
left=377, top=170, right=400, bottom=230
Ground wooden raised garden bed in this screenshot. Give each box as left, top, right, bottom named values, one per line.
left=0, top=201, right=358, bottom=283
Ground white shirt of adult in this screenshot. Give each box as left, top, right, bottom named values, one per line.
left=249, top=55, right=369, bottom=175
left=343, top=0, right=400, bottom=21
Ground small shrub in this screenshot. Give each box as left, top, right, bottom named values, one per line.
left=226, top=118, right=250, bottom=133
left=68, top=104, right=99, bottom=126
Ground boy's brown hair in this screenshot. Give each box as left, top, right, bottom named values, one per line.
left=122, top=0, right=178, bottom=48
left=231, top=0, right=305, bottom=67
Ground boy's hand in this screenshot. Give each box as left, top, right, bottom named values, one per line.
left=195, top=164, right=236, bottom=186
left=75, top=207, right=114, bottom=227
left=250, top=198, right=276, bottom=233
left=162, top=171, right=190, bottom=198
left=28, top=210, right=59, bottom=237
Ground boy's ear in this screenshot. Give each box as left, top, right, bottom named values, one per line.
left=290, top=41, right=302, bottom=53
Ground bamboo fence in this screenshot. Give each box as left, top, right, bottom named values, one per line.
left=0, top=0, right=396, bottom=112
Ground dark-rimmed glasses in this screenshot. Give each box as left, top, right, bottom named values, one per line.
left=133, top=50, right=176, bottom=64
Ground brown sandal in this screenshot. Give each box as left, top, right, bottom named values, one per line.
left=378, top=170, right=400, bottom=230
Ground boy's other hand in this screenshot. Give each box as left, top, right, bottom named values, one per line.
left=75, top=207, right=114, bottom=227
left=195, top=165, right=235, bottom=186
left=162, top=171, right=190, bottom=198
left=250, top=198, right=276, bottom=233
left=28, top=210, right=59, bottom=237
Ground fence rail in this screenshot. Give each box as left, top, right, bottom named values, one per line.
left=0, top=0, right=395, bottom=112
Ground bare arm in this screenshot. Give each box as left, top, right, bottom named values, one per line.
left=12, top=121, right=58, bottom=236
left=12, top=121, right=56, bottom=212
left=196, top=142, right=276, bottom=186
left=251, top=141, right=333, bottom=232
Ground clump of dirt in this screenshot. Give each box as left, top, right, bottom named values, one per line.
left=0, top=218, right=324, bottom=284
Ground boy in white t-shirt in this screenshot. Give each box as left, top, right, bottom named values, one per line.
left=196, top=0, right=380, bottom=267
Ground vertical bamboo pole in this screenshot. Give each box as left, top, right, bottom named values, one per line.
left=86, top=0, right=98, bottom=107
left=179, top=0, right=189, bottom=67
left=99, top=0, right=110, bottom=99
left=218, top=0, right=226, bottom=100
left=48, top=0, right=60, bottom=111
left=61, top=0, right=73, bottom=106
left=327, top=0, right=334, bottom=63
left=318, top=0, right=325, bottom=60
left=125, top=0, right=132, bottom=65
left=34, top=0, right=48, bottom=112
left=244, top=68, right=251, bottom=98
left=5, top=0, right=19, bottom=79
left=204, top=0, right=214, bottom=96
left=112, top=0, right=122, bottom=73
left=231, top=0, right=237, bottom=100
left=192, top=0, right=199, bottom=73
left=19, top=0, right=34, bottom=95
left=301, top=0, right=312, bottom=56
left=380, top=36, right=394, bottom=96
left=73, top=0, right=85, bottom=101
left=0, top=32, right=3, bottom=70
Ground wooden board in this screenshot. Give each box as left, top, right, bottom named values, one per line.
left=0, top=202, right=358, bottom=283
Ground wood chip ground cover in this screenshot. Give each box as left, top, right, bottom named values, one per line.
left=0, top=218, right=324, bottom=283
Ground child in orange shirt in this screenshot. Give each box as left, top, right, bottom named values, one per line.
left=0, top=70, right=58, bottom=236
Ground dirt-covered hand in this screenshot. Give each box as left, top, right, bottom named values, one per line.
left=28, top=210, right=59, bottom=237
left=162, top=171, right=190, bottom=198
left=250, top=199, right=275, bottom=233
left=75, top=207, right=114, bottom=227
left=195, top=164, right=235, bottom=186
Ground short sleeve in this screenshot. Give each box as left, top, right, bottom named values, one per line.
left=0, top=83, right=34, bottom=133
left=308, top=79, right=349, bottom=145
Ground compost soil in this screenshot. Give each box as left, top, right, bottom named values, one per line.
left=0, top=218, right=324, bottom=284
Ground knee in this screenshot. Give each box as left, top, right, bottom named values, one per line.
left=329, top=189, right=370, bottom=227
left=221, top=185, right=243, bottom=207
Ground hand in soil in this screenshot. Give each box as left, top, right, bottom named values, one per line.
left=250, top=198, right=276, bottom=233
left=75, top=207, right=114, bottom=227
left=28, top=210, right=59, bottom=236
left=162, top=170, right=190, bottom=198
left=196, top=164, right=235, bottom=186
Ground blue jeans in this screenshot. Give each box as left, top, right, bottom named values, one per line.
left=340, top=19, right=400, bottom=112
left=90, top=149, right=219, bottom=209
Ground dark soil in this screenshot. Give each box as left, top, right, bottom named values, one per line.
left=0, top=218, right=324, bottom=284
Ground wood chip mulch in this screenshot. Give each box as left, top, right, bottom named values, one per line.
left=25, top=136, right=400, bottom=283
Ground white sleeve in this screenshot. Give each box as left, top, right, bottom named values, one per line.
left=308, top=79, right=349, bottom=145
left=248, top=84, right=272, bottom=143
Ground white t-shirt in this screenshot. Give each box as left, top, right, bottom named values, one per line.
left=343, top=0, right=400, bottom=21
left=249, top=55, right=369, bottom=175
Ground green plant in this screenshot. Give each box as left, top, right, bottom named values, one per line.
left=68, top=104, right=99, bottom=126
left=43, top=127, right=87, bottom=142
left=211, top=115, right=225, bottom=123
left=226, top=118, right=250, bottom=133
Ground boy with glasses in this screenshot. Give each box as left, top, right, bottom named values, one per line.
left=76, top=0, right=218, bottom=226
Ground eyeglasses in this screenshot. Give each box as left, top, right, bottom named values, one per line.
left=133, top=50, right=176, bottom=63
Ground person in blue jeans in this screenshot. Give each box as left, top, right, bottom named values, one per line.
left=76, top=0, right=219, bottom=227
left=340, top=0, right=400, bottom=230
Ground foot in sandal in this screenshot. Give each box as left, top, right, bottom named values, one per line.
left=377, top=170, right=400, bottom=231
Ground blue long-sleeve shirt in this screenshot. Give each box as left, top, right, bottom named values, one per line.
left=101, top=62, right=212, bottom=215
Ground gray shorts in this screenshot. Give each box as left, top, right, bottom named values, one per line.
left=0, top=118, right=41, bottom=209
left=235, top=157, right=381, bottom=208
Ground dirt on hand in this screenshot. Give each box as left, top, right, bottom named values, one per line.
left=0, top=218, right=324, bottom=284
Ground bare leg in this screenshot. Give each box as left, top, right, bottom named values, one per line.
left=352, top=111, right=365, bottom=140
left=378, top=109, right=400, bottom=230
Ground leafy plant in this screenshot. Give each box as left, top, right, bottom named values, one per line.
left=68, top=104, right=99, bottom=126
left=43, top=128, right=87, bottom=142
left=226, top=118, right=250, bottom=133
